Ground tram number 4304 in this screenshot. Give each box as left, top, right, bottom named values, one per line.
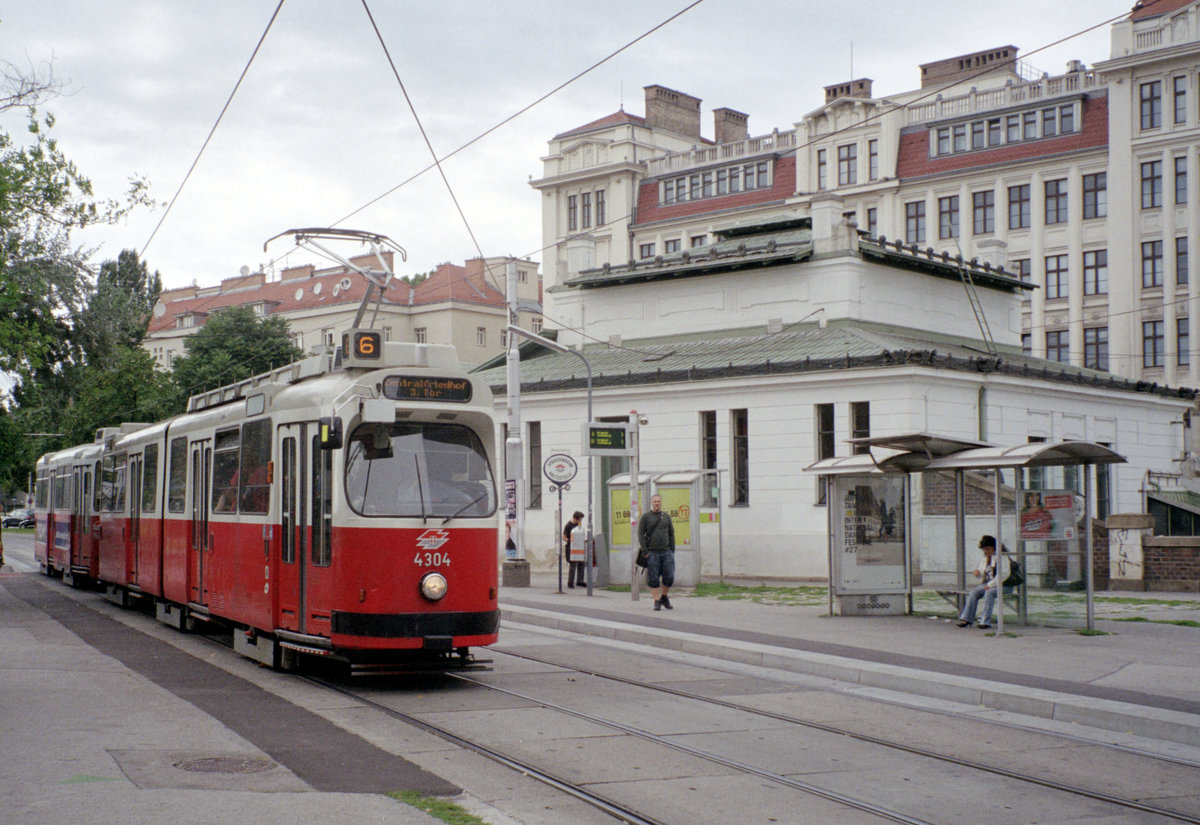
left=414, top=552, right=451, bottom=567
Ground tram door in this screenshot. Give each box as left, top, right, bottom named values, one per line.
left=278, top=422, right=334, bottom=636
left=129, top=454, right=143, bottom=585
left=278, top=424, right=306, bottom=633
left=189, top=439, right=212, bottom=605
left=71, top=465, right=88, bottom=571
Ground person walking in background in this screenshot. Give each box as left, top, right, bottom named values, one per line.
left=563, top=511, right=585, bottom=588
left=637, top=494, right=675, bottom=610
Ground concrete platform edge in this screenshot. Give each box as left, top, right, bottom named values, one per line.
left=500, top=604, right=1200, bottom=748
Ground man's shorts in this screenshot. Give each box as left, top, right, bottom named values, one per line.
left=647, top=550, right=674, bottom=589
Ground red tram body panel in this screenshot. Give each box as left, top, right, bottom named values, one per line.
left=32, top=339, right=501, bottom=671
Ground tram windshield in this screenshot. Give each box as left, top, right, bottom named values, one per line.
left=345, top=422, right=496, bottom=519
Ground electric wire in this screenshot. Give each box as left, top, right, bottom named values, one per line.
left=138, top=0, right=286, bottom=259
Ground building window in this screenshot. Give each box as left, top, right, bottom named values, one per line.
left=972, top=190, right=994, bottom=235
left=1042, top=107, right=1058, bottom=137
left=1008, top=184, right=1030, bottom=230
left=851, top=402, right=870, bottom=454
left=1044, top=179, right=1068, bottom=224
left=567, top=195, right=578, bottom=231
left=639, top=242, right=656, bottom=259
left=936, top=127, right=950, bottom=155
left=527, top=421, right=542, bottom=509
left=731, top=408, right=748, bottom=506
left=866, top=207, right=877, bottom=237
left=1060, top=103, right=1075, bottom=133
left=1141, top=80, right=1162, bottom=130
left=1021, top=333, right=1032, bottom=356
left=1083, top=327, right=1108, bottom=371
left=1046, top=330, right=1069, bottom=363
left=1023, top=111, right=1038, bottom=139
left=664, top=238, right=681, bottom=254
left=595, top=189, right=606, bottom=225
left=938, top=195, right=959, bottom=239
left=905, top=200, right=926, bottom=243
left=817, top=149, right=827, bottom=190
left=531, top=316, right=543, bottom=333
left=1082, top=172, right=1107, bottom=219
left=1144, top=320, right=1165, bottom=367
left=691, top=235, right=707, bottom=247
left=1006, top=114, right=1020, bottom=143
left=700, top=411, right=717, bottom=507
left=1142, top=160, right=1163, bottom=208
left=1012, top=258, right=1031, bottom=282
left=1178, top=236, right=1190, bottom=285
left=815, top=403, right=834, bottom=505
left=414, top=327, right=426, bottom=344
left=1083, top=249, right=1108, bottom=295
left=971, top=121, right=985, bottom=150
left=580, top=192, right=591, bottom=228
left=1176, top=156, right=1188, bottom=205
left=987, top=118, right=1002, bottom=146
left=500, top=329, right=507, bottom=348
left=837, top=144, right=857, bottom=186
left=1045, top=254, right=1068, bottom=299
left=476, top=327, right=486, bottom=347
left=1143, top=240, right=1164, bottom=288
left=953, top=123, right=966, bottom=152
left=1176, top=76, right=1189, bottom=124
left=1179, top=318, right=1191, bottom=366
left=868, top=139, right=879, bottom=180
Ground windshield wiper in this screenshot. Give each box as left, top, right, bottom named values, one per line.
left=414, top=455, right=427, bottom=524
left=443, top=490, right=491, bottom=525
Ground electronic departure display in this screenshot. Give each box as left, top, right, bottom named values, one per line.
left=383, top=375, right=473, bottom=403
left=582, top=422, right=635, bottom=456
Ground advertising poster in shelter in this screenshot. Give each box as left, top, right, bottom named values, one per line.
left=832, top=475, right=907, bottom=592
left=1019, top=490, right=1079, bottom=540
left=657, top=487, right=692, bottom=547
left=609, top=488, right=632, bottom=548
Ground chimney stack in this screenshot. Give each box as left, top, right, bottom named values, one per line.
left=713, top=108, right=749, bottom=143
left=823, top=78, right=873, bottom=102
left=644, top=85, right=702, bottom=139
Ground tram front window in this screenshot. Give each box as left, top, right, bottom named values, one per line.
left=345, top=422, right=496, bottom=519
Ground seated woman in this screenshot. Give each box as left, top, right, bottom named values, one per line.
left=957, top=535, right=1009, bottom=629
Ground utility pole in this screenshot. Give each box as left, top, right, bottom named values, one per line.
left=503, top=260, right=530, bottom=586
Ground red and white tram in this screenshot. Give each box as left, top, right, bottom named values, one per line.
left=34, top=332, right=500, bottom=672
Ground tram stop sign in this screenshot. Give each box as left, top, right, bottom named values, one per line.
left=543, top=453, right=578, bottom=486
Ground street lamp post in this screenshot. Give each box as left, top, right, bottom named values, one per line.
left=507, top=325, right=595, bottom=595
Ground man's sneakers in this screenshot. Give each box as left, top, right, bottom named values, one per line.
left=653, top=599, right=662, bottom=611
left=653, top=595, right=674, bottom=611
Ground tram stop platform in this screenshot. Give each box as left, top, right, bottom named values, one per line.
left=500, top=573, right=1200, bottom=752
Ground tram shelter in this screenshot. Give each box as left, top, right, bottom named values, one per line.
left=805, top=434, right=1126, bottom=632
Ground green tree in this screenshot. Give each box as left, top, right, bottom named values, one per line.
left=77, top=249, right=163, bottom=367
left=170, top=305, right=305, bottom=400
left=58, top=347, right=179, bottom=446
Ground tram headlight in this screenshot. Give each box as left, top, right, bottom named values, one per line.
left=419, top=572, right=448, bottom=602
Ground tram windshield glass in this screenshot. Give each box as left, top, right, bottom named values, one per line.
left=345, top=422, right=496, bottom=519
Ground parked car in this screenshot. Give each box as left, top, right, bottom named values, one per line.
left=2, top=508, right=34, bottom=528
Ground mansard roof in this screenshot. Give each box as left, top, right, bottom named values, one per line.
left=472, top=320, right=1195, bottom=402
left=1131, top=0, right=1195, bottom=21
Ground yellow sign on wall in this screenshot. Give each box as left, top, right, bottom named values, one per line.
left=657, top=487, right=691, bottom=546
left=610, top=488, right=633, bottom=547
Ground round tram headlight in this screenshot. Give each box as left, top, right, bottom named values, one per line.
left=419, top=572, right=448, bottom=602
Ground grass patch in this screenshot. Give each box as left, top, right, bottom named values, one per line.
left=692, top=581, right=827, bottom=606
left=1075, top=628, right=1113, bottom=636
left=388, top=791, right=488, bottom=825
left=1113, top=616, right=1200, bottom=627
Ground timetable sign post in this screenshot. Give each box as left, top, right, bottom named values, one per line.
left=582, top=422, right=635, bottom=456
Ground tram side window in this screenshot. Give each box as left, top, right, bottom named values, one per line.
left=212, top=428, right=241, bottom=513
left=35, top=476, right=48, bottom=510
left=93, top=462, right=103, bottom=512
left=103, top=454, right=128, bottom=512
left=142, top=443, right=159, bottom=512
left=167, top=436, right=187, bottom=513
left=53, top=472, right=67, bottom=509
left=239, top=419, right=271, bottom=514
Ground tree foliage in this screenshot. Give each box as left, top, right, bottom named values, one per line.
left=77, top=249, right=163, bottom=367
left=170, top=305, right=305, bottom=400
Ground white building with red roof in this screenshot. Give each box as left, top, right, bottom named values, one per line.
left=144, top=253, right=541, bottom=369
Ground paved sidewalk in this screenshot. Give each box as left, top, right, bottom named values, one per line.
left=499, top=574, right=1200, bottom=749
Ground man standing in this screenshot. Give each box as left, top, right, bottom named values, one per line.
left=563, top=511, right=585, bottom=588
left=637, top=494, right=675, bottom=610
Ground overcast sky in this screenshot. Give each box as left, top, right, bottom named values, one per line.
left=1, top=0, right=1131, bottom=292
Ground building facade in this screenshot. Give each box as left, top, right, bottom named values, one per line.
left=145, top=254, right=541, bottom=369
left=532, top=1, right=1200, bottom=389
